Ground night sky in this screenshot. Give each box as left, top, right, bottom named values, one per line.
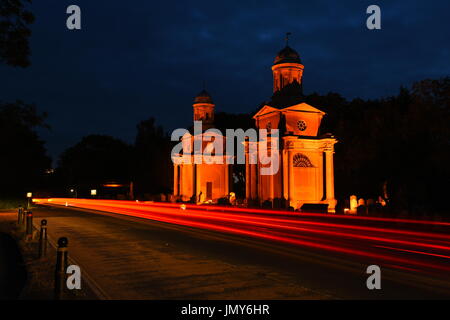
left=2, top=0, right=449, bottom=163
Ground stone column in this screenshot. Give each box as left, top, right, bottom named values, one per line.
left=257, top=161, right=261, bottom=202
left=245, top=149, right=251, bottom=200
left=196, top=164, right=201, bottom=202
left=325, top=150, right=336, bottom=212
left=288, top=150, right=294, bottom=207
left=179, top=165, right=183, bottom=198
left=250, top=164, right=257, bottom=199
left=325, top=150, right=335, bottom=200
left=225, top=163, right=229, bottom=196
left=282, top=149, right=289, bottom=201
left=173, top=164, right=179, bottom=196
left=249, top=142, right=258, bottom=200
left=193, top=164, right=197, bottom=201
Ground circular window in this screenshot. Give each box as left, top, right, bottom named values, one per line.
left=266, top=121, right=272, bottom=131
left=297, top=120, right=307, bottom=131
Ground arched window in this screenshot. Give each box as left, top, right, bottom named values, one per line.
left=293, top=153, right=314, bottom=167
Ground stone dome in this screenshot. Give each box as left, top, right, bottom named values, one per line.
left=273, top=46, right=301, bottom=65
left=194, top=89, right=213, bottom=104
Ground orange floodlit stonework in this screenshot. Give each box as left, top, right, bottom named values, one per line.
left=246, top=44, right=337, bottom=212
left=172, top=92, right=232, bottom=203
left=173, top=42, right=337, bottom=212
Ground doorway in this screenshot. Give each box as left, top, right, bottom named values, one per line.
left=206, top=182, right=213, bottom=200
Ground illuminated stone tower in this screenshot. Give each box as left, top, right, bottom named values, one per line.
left=271, top=35, right=304, bottom=93
left=245, top=36, right=338, bottom=213
left=193, top=89, right=215, bottom=130
left=173, top=89, right=231, bottom=203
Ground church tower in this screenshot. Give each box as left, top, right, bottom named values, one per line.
left=246, top=35, right=337, bottom=213
left=272, top=45, right=304, bottom=93
left=271, top=35, right=304, bottom=93
left=193, top=89, right=215, bottom=130
left=173, top=88, right=231, bottom=204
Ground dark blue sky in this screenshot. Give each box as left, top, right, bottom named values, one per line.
left=2, top=0, right=449, bottom=163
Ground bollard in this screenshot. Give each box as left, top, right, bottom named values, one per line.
left=38, top=219, right=48, bottom=258
left=54, top=237, right=68, bottom=300
left=21, top=208, right=26, bottom=226
left=17, top=206, right=23, bottom=225
left=25, top=211, right=33, bottom=238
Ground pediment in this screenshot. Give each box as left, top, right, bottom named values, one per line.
left=281, top=102, right=325, bottom=115
left=253, top=105, right=279, bottom=119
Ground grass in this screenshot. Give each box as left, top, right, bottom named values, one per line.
left=0, top=198, right=27, bottom=210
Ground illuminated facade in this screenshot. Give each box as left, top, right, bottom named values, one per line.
left=173, top=90, right=232, bottom=203
left=245, top=44, right=337, bottom=212
left=173, top=42, right=337, bottom=212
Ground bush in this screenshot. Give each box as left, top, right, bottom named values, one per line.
left=217, top=197, right=230, bottom=205
left=0, top=198, right=27, bottom=210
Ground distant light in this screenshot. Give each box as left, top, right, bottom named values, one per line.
left=27, top=192, right=32, bottom=198
left=103, top=184, right=124, bottom=188
left=91, top=189, right=97, bottom=196
left=350, top=195, right=358, bottom=214
left=70, top=189, right=74, bottom=193
left=180, top=204, right=186, bottom=210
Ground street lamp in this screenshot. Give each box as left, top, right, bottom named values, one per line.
left=70, top=188, right=77, bottom=198
left=26, top=192, right=32, bottom=209
left=91, top=189, right=97, bottom=198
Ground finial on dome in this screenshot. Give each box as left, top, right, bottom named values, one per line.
left=285, top=32, right=291, bottom=46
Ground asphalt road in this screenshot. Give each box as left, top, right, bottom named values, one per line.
left=31, top=202, right=450, bottom=299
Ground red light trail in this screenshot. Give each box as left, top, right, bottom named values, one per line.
left=33, top=198, right=450, bottom=276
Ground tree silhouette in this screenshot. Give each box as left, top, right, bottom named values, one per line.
left=133, top=117, right=172, bottom=198
left=0, top=0, right=35, bottom=67
left=58, top=135, right=133, bottom=196
left=305, top=77, right=450, bottom=216
left=0, top=100, right=50, bottom=195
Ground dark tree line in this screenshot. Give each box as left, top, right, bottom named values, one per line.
left=305, top=77, right=450, bottom=216
left=133, top=118, right=172, bottom=197
left=57, top=135, right=133, bottom=193
left=0, top=0, right=34, bottom=67
left=54, top=118, right=173, bottom=199
left=0, top=101, right=51, bottom=196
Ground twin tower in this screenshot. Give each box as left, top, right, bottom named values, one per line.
left=173, top=41, right=337, bottom=212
